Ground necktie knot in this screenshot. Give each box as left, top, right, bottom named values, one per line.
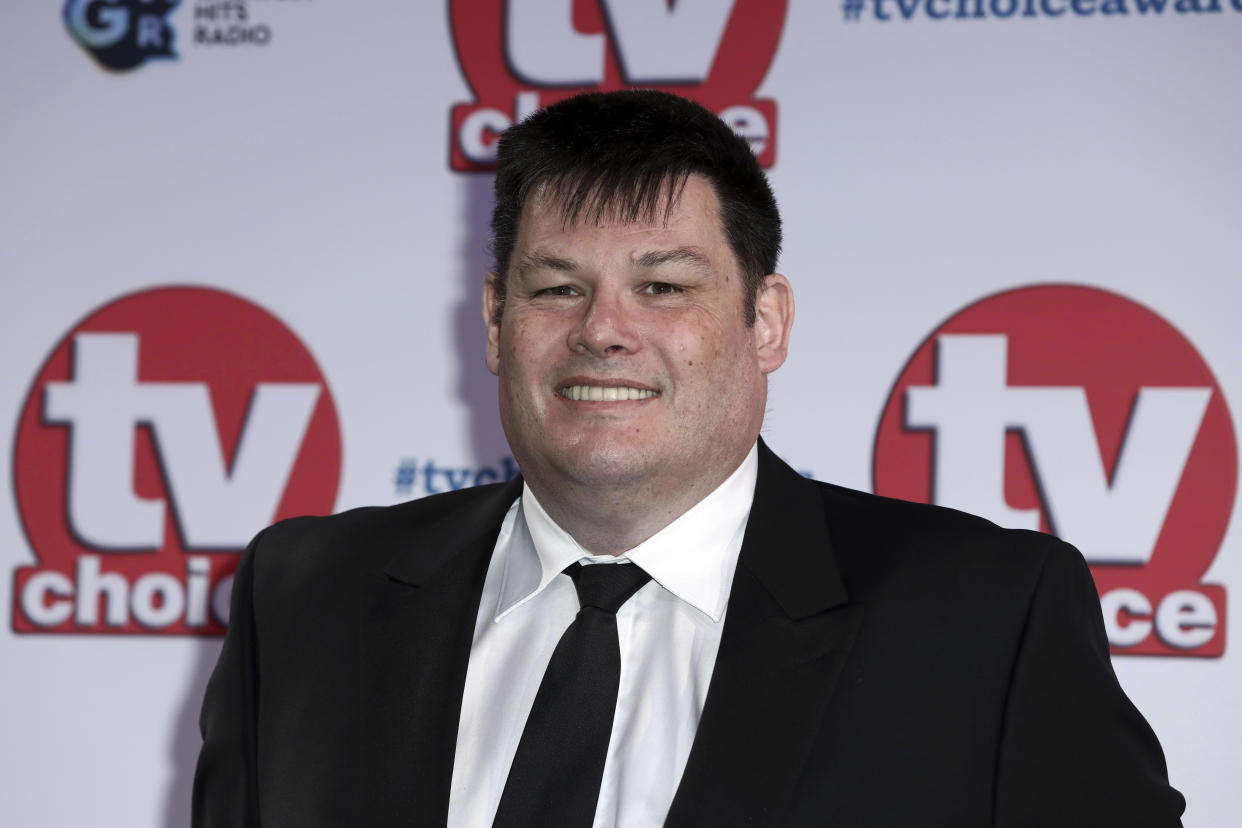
left=566, top=562, right=651, bottom=614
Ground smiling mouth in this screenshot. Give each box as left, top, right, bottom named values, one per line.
left=557, top=384, right=659, bottom=402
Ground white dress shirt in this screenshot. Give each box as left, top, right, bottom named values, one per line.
left=446, top=444, right=759, bottom=828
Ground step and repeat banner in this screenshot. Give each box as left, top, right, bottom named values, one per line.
left=2, top=2, right=1238, bottom=825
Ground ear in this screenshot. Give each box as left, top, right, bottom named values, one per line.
left=483, top=273, right=504, bottom=376
left=752, top=273, right=794, bottom=375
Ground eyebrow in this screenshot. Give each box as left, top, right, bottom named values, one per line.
left=633, top=246, right=713, bottom=273
left=514, top=253, right=579, bottom=280
left=513, top=246, right=713, bottom=280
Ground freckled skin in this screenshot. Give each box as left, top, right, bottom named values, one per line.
left=483, top=176, right=794, bottom=554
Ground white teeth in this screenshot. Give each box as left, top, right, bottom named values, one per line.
left=560, top=385, right=657, bottom=401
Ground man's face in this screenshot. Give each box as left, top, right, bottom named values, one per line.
left=484, top=175, right=791, bottom=507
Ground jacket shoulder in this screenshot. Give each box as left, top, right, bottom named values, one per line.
left=811, top=480, right=1080, bottom=597
left=261, top=483, right=506, bottom=549
left=245, top=482, right=516, bottom=600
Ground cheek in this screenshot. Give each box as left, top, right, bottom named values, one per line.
left=507, top=321, right=527, bottom=355
left=501, top=326, right=557, bottom=401
left=502, top=320, right=539, bottom=364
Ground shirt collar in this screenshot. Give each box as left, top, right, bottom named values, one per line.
left=494, top=443, right=759, bottom=623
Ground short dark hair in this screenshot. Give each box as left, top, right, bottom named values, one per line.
left=490, top=90, right=781, bottom=325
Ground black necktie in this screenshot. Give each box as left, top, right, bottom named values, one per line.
left=492, top=561, right=653, bottom=827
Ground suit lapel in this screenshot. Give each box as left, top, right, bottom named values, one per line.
left=359, top=478, right=522, bottom=828
left=666, top=442, right=862, bottom=827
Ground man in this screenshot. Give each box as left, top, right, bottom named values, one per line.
left=194, top=91, right=1184, bottom=826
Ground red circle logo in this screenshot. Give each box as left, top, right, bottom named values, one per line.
left=12, top=286, right=341, bottom=635
left=873, top=284, right=1235, bottom=657
left=448, top=0, right=787, bottom=170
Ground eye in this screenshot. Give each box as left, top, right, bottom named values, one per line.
left=643, top=282, right=682, bottom=296
left=535, top=284, right=578, bottom=297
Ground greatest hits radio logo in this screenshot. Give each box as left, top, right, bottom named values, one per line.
left=448, top=0, right=787, bottom=170
left=11, top=286, right=341, bottom=635
left=64, top=0, right=181, bottom=72
left=873, top=285, right=1236, bottom=657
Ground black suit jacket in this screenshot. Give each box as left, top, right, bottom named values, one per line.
left=193, top=441, right=1184, bottom=826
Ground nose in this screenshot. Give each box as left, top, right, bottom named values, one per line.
left=567, top=288, right=641, bottom=357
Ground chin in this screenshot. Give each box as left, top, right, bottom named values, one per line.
left=551, top=442, right=659, bottom=489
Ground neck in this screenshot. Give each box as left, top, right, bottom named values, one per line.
left=524, top=447, right=752, bottom=556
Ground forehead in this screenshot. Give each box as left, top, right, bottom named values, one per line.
left=513, top=175, right=730, bottom=262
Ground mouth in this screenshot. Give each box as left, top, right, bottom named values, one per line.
left=556, top=383, right=659, bottom=402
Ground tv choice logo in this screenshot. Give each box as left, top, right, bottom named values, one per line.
left=12, top=286, right=341, bottom=636
left=873, top=285, right=1235, bottom=657
left=64, top=0, right=181, bottom=71
left=448, top=0, right=787, bottom=170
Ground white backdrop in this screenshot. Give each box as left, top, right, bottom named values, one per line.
left=2, top=2, right=1239, bottom=825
